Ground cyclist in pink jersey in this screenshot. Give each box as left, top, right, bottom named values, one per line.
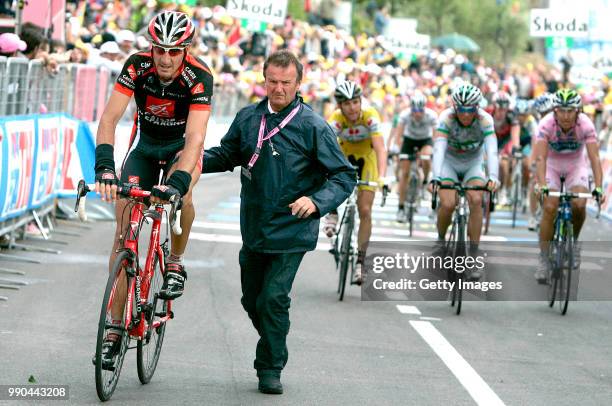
left=533, top=89, right=606, bottom=282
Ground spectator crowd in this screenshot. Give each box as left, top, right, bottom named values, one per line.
left=0, top=0, right=611, bottom=141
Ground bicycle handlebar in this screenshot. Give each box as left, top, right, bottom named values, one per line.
left=545, top=191, right=593, bottom=199
left=544, top=189, right=602, bottom=219
left=75, top=180, right=183, bottom=235
left=431, top=182, right=493, bottom=210
left=398, top=153, right=431, bottom=161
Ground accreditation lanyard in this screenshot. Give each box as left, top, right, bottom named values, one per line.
left=246, top=104, right=300, bottom=172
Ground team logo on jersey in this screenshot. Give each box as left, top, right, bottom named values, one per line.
left=191, top=83, right=204, bottom=95
left=128, top=176, right=140, bottom=184
left=145, top=95, right=175, bottom=118
left=127, top=65, right=137, bottom=80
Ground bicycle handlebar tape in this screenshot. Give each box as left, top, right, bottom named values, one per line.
left=95, top=144, right=116, bottom=172
left=166, top=170, right=192, bottom=197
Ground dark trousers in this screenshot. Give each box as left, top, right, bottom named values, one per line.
left=239, top=245, right=306, bottom=374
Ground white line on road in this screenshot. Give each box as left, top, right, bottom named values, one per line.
left=410, top=320, right=506, bottom=406
left=396, top=305, right=422, bottom=315
left=419, top=316, right=442, bottom=321
left=192, top=221, right=240, bottom=231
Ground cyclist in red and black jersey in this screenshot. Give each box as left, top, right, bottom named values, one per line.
left=93, top=11, right=212, bottom=369
left=489, top=91, right=520, bottom=205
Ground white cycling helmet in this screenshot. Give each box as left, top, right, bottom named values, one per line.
left=334, top=80, right=362, bottom=103
left=411, top=93, right=426, bottom=110
left=533, top=93, right=555, bottom=114
left=515, top=99, right=531, bottom=115
left=451, top=84, right=482, bottom=107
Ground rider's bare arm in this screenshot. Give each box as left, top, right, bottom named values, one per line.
left=586, top=142, right=603, bottom=189
left=96, top=90, right=132, bottom=146
left=395, top=122, right=405, bottom=149
left=175, top=109, right=211, bottom=175
left=372, top=136, right=387, bottom=180
left=510, top=123, right=521, bottom=149
left=533, top=139, right=548, bottom=187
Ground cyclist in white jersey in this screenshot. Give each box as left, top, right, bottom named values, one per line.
left=430, top=84, right=499, bottom=281
left=395, top=93, right=438, bottom=221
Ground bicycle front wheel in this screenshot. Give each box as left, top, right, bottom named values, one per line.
left=407, top=175, right=418, bottom=235
left=95, top=251, right=133, bottom=401
left=483, top=193, right=492, bottom=235
left=558, top=226, right=573, bottom=315
left=453, top=216, right=467, bottom=315
left=137, top=255, right=168, bottom=383
left=547, top=240, right=559, bottom=307
left=511, top=178, right=520, bottom=228
left=338, top=206, right=355, bottom=301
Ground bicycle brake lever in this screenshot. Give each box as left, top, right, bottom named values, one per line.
left=169, top=196, right=183, bottom=236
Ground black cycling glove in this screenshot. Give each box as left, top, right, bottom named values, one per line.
left=94, top=144, right=118, bottom=187
left=151, top=170, right=192, bottom=202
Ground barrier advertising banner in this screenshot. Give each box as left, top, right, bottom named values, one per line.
left=32, top=116, right=62, bottom=208
left=1, top=117, right=36, bottom=220
left=0, top=114, right=95, bottom=222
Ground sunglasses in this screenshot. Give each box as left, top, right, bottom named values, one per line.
left=555, top=107, right=577, bottom=113
left=152, top=46, right=184, bottom=57
left=411, top=108, right=424, bottom=113
left=455, top=106, right=477, bottom=114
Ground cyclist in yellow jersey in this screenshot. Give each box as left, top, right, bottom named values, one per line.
left=324, top=81, right=388, bottom=284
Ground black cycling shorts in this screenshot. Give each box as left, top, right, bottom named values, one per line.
left=400, top=138, right=433, bottom=161
left=119, top=133, right=195, bottom=191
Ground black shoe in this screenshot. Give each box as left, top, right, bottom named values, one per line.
left=92, top=332, right=122, bottom=370
left=159, top=263, right=187, bottom=300
left=258, top=371, right=283, bottom=394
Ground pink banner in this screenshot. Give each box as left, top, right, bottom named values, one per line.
left=22, top=0, right=66, bottom=41
left=72, top=65, right=98, bottom=122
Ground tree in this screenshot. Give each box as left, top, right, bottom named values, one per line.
left=373, top=0, right=529, bottom=63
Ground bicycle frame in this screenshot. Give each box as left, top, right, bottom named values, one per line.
left=76, top=181, right=178, bottom=339
left=118, top=196, right=173, bottom=340
left=543, top=175, right=601, bottom=314
left=432, top=182, right=491, bottom=314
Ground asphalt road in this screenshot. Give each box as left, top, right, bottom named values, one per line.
left=1, top=171, right=611, bottom=405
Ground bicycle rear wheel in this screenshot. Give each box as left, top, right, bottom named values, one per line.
left=338, top=206, right=355, bottom=301
left=137, top=254, right=168, bottom=383
left=558, top=226, right=573, bottom=315
left=95, top=251, right=133, bottom=401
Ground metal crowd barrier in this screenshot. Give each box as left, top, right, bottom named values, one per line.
left=0, top=56, right=326, bottom=122
left=0, top=57, right=114, bottom=120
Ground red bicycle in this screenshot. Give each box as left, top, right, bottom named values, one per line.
left=75, top=179, right=182, bottom=401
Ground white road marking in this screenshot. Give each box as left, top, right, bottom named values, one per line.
left=419, top=316, right=442, bottom=321
left=192, top=221, right=240, bottom=231
left=409, top=320, right=506, bottom=406
left=396, top=305, right=422, bottom=315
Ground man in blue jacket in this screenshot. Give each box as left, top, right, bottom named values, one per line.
left=202, top=50, right=356, bottom=394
